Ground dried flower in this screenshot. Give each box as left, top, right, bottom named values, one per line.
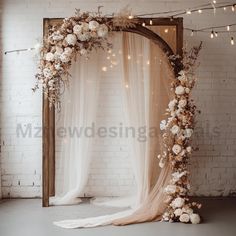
left=65, top=34, right=77, bottom=46
left=175, top=85, right=185, bottom=95
left=172, top=144, right=182, bottom=155
left=179, top=213, right=190, bottom=223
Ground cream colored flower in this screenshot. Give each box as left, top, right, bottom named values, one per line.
left=168, top=99, right=177, bottom=111
left=190, top=213, right=200, bottom=224
left=64, top=47, right=73, bottom=55
left=45, top=52, right=54, bottom=61
left=65, top=34, right=77, bottom=46
left=179, top=213, right=190, bottom=223
left=171, top=125, right=180, bottom=134
left=175, top=85, right=185, bottom=95
left=60, top=53, right=70, bottom=63
left=80, top=48, right=88, bottom=55
left=186, top=146, right=192, bottom=153
left=185, top=88, right=190, bottom=94
left=89, top=20, right=100, bottom=31
left=73, top=24, right=83, bottom=34
left=184, top=128, right=193, bottom=138
left=52, top=31, right=64, bottom=41
left=178, top=99, right=187, bottom=108
left=43, top=68, right=53, bottom=78
left=160, top=120, right=167, bottom=130
left=170, top=197, right=185, bottom=208
left=77, top=32, right=91, bottom=41
left=172, top=144, right=182, bottom=155
left=165, top=185, right=177, bottom=194
left=174, top=208, right=182, bottom=216
left=159, top=158, right=165, bottom=168
left=97, top=24, right=109, bottom=37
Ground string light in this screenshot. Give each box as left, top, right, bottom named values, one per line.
left=198, top=9, right=202, bottom=13
left=214, top=31, right=218, bottom=37
left=142, top=22, right=146, bottom=26
left=227, top=25, right=230, bottom=31
left=231, top=37, right=235, bottom=45
left=128, top=15, right=134, bottom=19
left=223, top=7, right=227, bottom=11
left=102, top=66, right=107, bottom=72
left=127, top=55, right=131, bottom=60
left=164, top=28, right=169, bottom=33
left=232, top=5, right=235, bottom=12
left=149, top=19, right=153, bottom=25
left=191, top=30, right=194, bottom=36
left=125, top=84, right=129, bottom=88
left=186, top=10, right=192, bottom=14
left=213, top=0, right=216, bottom=4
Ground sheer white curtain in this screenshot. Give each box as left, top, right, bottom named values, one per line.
left=50, top=51, right=101, bottom=205
left=54, top=31, right=175, bottom=228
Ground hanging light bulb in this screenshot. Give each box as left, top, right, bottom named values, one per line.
left=149, top=19, right=153, bottom=25
left=191, top=30, right=194, bottom=36
left=231, top=37, right=235, bottom=45
left=227, top=25, right=230, bottom=31
left=142, top=22, right=146, bottom=27
left=210, top=30, right=214, bottom=38
left=102, top=66, right=107, bottom=72
left=127, top=55, right=131, bottom=60
left=198, top=9, right=202, bottom=13
left=223, top=7, right=227, bottom=11
left=214, top=31, right=218, bottom=37
left=128, top=15, right=134, bottom=19
left=213, top=0, right=216, bottom=4
left=186, top=9, right=191, bottom=14
left=164, top=28, right=169, bottom=33
left=232, top=5, right=235, bottom=12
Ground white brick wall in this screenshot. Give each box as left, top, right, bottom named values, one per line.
left=0, top=0, right=236, bottom=198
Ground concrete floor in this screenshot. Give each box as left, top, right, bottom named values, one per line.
left=0, top=198, right=236, bottom=236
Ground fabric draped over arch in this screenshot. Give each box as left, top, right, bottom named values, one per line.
left=52, top=31, right=176, bottom=228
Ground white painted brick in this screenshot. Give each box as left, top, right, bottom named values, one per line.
left=1, top=0, right=236, bottom=198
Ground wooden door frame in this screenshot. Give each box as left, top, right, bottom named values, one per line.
left=42, top=17, right=183, bottom=207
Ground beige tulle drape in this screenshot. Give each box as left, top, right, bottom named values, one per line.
left=113, top=32, right=175, bottom=225
left=54, top=29, right=176, bottom=228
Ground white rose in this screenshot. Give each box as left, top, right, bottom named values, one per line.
left=64, top=47, right=73, bottom=55
left=45, top=52, right=54, bottom=61
left=54, top=64, right=61, bottom=70
left=174, top=208, right=182, bottom=216
left=186, top=146, right=192, bottom=153
left=97, top=24, right=108, bottom=37
left=54, top=46, right=64, bottom=60
left=160, top=120, right=167, bottom=130
left=159, top=158, right=165, bottom=168
left=73, top=24, right=83, bottom=35
left=184, top=128, right=193, bottom=138
left=60, top=53, right=70, bottom=63
left=80, top=48, right=88, bottom=55
left=179, top=213, right=190, bottom=223
left=178, top=71, right=187, bottom=82
left=65, top=34, right=77, bottom=46
left=175, top=85, right=185, bottom=95
left=185, top=88, right=190, bottom=94
left=180, top=150, right=186, bottom=156
left=77, top=32, right=91, bottom=41
left=89, top=20, right=99, bottom=31
left=168, top=99, right=177, bottom=111
left=172, top=171, right=187, bottom=182
left=165, top=185, right=177, bottom=194
left=172, top=144, right=181, bottom=155
left=179, top=99, right=187, bottom=108
left=43, top=68, right=53, bottom=78
left=171, top=197, right=185, bottom=209
left=183, top=207, right=193, bottom=215
left=190, top=213, right=200, bottom=224
left=171, top=125, right=180, bottom=134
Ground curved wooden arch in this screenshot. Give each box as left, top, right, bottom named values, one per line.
left=42, top=17, right=183, bottom=207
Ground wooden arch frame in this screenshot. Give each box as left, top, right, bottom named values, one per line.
left=42, top=17, right=183, bottom=207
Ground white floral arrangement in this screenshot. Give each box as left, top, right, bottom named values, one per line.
left=33, top=8, right=138, bottom=107
left=158, top=44, right=202, bottom=224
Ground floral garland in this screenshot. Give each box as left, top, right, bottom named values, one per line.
left=34, top=8, right=202, bottom=224
left=33, top=8, right=138, bottom=107
left=159, top=44, right=202, bottom=224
